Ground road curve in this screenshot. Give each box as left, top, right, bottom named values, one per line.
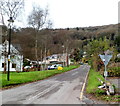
left=2, top=64, right=93, bottom=104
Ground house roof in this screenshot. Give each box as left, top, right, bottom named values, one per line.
left=0, top=40, right=21, bottom=55
left=12, top=44, right=22, bottom=52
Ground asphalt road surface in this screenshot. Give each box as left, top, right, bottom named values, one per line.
left=2, top=64, right=94, bottom=104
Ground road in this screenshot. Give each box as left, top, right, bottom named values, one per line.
left=2, top=64, right=94, bottom=104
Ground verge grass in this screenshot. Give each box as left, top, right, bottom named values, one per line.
left=0, top=65, right=79, bottom=88
left=86, top=68, right=105, bottom=94
left=86, top=68, right=120, bottom=102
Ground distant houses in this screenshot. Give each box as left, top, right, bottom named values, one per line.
left=0, top=40, right=23, bottom=72
left=42, top=53, right=72, bottom=65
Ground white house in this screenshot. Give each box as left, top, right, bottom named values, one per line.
left=0, top=40, right=23, bottom=71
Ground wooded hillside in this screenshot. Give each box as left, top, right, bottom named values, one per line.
left=11, top=24, right=119, bottom=60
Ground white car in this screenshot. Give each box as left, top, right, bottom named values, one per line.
left=48, top=64, right=57, bottom=70
left=24, top=66, right=31, bottom=69
left=48, top=64, right=62, bottom=70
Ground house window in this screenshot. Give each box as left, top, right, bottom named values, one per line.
left=46, top=57, right=49, bottom=60
left=2, top=63, right=4, bottom=68
left=12, top=64, right=16, bottom=68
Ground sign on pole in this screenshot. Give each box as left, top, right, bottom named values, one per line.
left=99, top=54, right=112, bottom=76
left=99, top=54, right=112, bottom=66
left=99, top=53, right=112, bottom=95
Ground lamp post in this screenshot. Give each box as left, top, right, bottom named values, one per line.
left=7, top=17, right=14, bottom=81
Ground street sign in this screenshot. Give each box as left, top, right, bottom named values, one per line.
left=99, top=53, right=112, bottom=95
left=99, top=54, right=112, bottom=66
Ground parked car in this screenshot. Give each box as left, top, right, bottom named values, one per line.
left=80, top=62, right=84, bottom=65
left=24, top=66, right=31, bottom=69
left=48, top=64, right=62, bottom=70
left=23, top=66, right=32, bottom=72
left=48, top=64, right=57, bottom=70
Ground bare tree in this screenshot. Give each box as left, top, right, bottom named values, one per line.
left=46, top=20, right=53, bottom=29
left=28, top=4, right=49, bottom=71
left=0, top=0, right=24, bottom=23
left=0, top=9, right=5, bottom=25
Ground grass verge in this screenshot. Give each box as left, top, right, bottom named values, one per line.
left=86, top=68, right=120, bottom=103
left=86, top=68, right=105, bottom=94
left=0, top=65, right=79, bottom=88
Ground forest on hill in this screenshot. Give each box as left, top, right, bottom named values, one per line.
left=11, top=23, right=119, bottom=60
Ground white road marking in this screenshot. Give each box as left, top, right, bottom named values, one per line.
left=25, top=83, right=60, bottom=104
left=72, top=71, right=78, bottom=76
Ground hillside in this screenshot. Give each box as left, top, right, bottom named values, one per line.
left=11, top=24, right=118, bottom=60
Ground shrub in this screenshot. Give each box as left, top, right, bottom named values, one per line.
left=115, top=57, right=120, bottom=62
left=108, top=67, right=120, bottom=77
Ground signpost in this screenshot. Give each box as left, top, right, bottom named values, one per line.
left=99, top=54, right=112, bottom=95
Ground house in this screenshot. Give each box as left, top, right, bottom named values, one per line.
left=0, top=40, right=23, bottom=71
left=42, top=53, right=72, bottom=65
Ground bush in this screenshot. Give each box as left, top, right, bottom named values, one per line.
left=115, top=57, right=120, bottom=62
left=108, top=67, right=120, bottom=77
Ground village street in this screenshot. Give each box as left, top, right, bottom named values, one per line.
left=1, top=64, right=95, bottom=104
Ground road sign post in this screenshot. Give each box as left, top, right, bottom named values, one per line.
left=99, top=54, right=112, bottom=95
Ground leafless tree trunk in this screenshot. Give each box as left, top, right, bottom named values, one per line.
left=41, top=49, right=43, bottom=71
left=65, top=40, right=69, bottom=67
left=34, top=30, right=39, bottom=71
left=28, top=4, right=49, bottom=71
left=44, top=46, right=47, bottom=70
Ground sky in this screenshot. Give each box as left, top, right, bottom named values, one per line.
left=1, top=0, right=119, bottom=28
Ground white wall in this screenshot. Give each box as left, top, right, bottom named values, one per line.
left=0, top=55, right=23, bottom=71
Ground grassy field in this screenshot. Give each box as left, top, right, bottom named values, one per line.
left=0, top=65, right=79, bottom=88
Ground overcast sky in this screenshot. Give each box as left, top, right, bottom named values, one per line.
left=1, top=0, right=119, bottom=28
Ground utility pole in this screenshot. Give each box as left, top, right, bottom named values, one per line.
left=62, top=45, right=65, bottom=66
left=66, top=47, right=69, bottom=66
left=66, top=40, right=69, bottom=67
left=44, top=46, right=47, bottom=70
